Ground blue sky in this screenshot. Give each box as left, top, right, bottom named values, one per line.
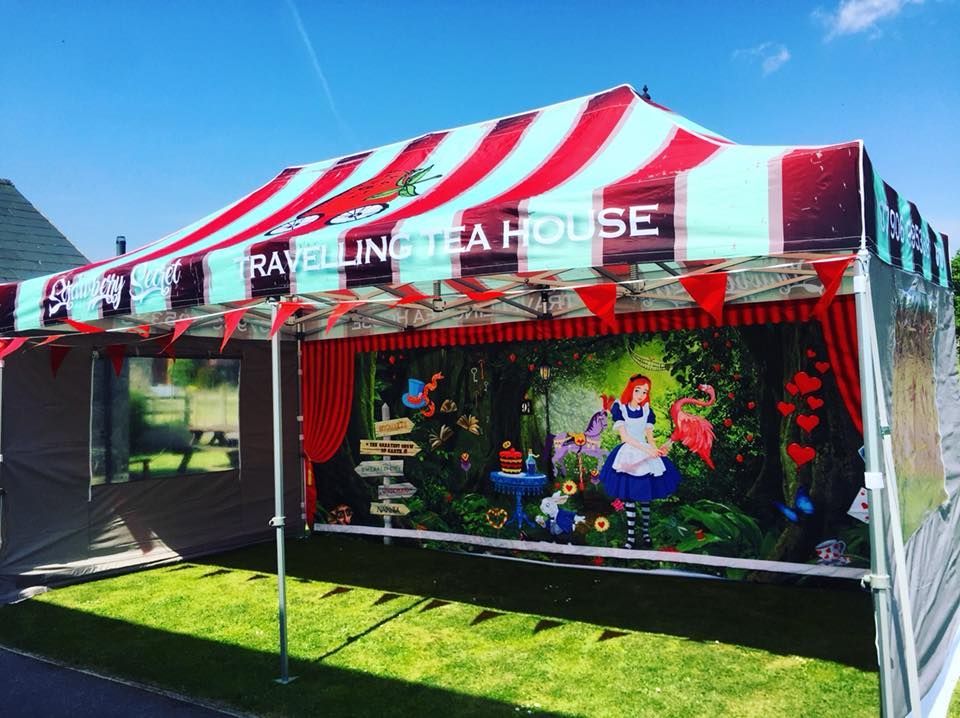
left=1, top=0, right=957, bottom=262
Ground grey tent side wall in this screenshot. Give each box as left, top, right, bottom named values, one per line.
left=869, top=260, right=960, bottom=715
left=0, top=335, right=300, bottom=603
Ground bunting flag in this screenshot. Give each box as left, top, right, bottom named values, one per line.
left=220, top=308, right=249, bottom=352
left=678, top=272, right=728, bottom=323
left=105, top=344, right=126, bottom=377
left=0, top=336, right=29, bottom=360
left=812, top=256, right=856, bottom=319
left=445, top=279, right=505, bottom=304
left=574, top=284, right=619, bottom=331
left=162, top=318, right=193, bottom=353
left=64, top=318, right=105, bottom=333
left=390, top=285, right=431, bottom=308
left=128, top=325, right=151, bottom=338
left=325, top=301, right=361, bottom=334
left=49, top=345, right=71, bottom=377
left=269, top=300, right=304, bottom=339
left=35, top=335, right=65, bottom=347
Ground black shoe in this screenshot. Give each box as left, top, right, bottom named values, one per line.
left=641, top=536, right=653, bottom=549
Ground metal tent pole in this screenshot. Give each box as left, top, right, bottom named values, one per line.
left=853, top=253, right=897, bottom=716
left=269, top=300, right=293, bottom=684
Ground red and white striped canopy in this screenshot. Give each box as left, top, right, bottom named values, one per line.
left=0, top=84, right=948, bottom=338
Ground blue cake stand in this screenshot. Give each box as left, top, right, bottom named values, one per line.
left=490, top=471, right=548, bottom=531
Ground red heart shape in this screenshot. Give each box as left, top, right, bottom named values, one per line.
left=806, top=396, right=824, bottom=410
left=787, top=442, right=816, bottom=466
left=796, top=414, right=820, bottom=433
left=723, top=418, right=733, bottom=428
left=815, top=361, right=830, bottom=374
left=712, top=363, right=721, bottom=371
left=806, top=349, right=817, bottom=358
left=860, top=502, right=868, bottom=509
left=793, top=371, right=822, bottom=395
left=746, top=401, right=756, bottom=410
left=785, top=382, right=799, bottom=396
left=777, top=401, right=796, bottom=416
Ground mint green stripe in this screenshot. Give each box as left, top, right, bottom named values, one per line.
left=873, top=173, right=891, bottom=264
left=684, top=145, right=788, bottom=260
left=13, top=276, right=44, bottom=331
left=920, top=219, right=932, bottom=282
left=898, top=195, right=914, bottom=273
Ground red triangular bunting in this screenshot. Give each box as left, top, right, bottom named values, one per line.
left=463, top=288, right=504, bottom=303
left=220, top=308, right=248, bottom=352
left=128, top=325, right=151, bottom=338
left=812, top=256, right=855, bottom=319
left=678, top=273, right=728, bottom=323
left=35, top=334, right=64, bottom=347
left=0, top=337, right=29, bottom=360
left=325, top=301, right=361, bottom=334
left=162, top=318, right=193, bottom=353
left=391, top=285, right=430, bottom=307
left=50, top=345, right=71, bottom=377
left=64, top=318, right=104, bottom=333
left=269, top=300, right=304, bottom=339
left=105, top=345, right=126, bottom=377
left=574, top=284, right=619, bottom=332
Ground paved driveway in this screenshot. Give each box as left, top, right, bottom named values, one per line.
left=0, top=647, right=241, bottom=717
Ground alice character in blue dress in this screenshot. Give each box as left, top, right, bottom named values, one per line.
left=599, top=374, right=682, bottom=549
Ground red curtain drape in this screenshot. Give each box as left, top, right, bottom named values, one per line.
left=817, top=294, right=863, bottom=434
left=300, top=295, right=865, bottom=521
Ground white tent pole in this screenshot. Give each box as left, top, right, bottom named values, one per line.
left=863, top=271, right=924, bottom=713
left=854, top=252, right=898, bottom=716
left=269, top=299, right=292, bottom=684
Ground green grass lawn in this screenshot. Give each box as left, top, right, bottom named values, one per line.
left=0, top=535, right=953, bottom=717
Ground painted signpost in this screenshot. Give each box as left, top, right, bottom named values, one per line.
left=355, top=460, right=405, bottom=478
left=369, top=502, right=411, bottom=517
left=359, top=439, right=421, bottom=457
left=377, top=482, right=417, bottom=500
left=374, top=417, right=414, bottom=437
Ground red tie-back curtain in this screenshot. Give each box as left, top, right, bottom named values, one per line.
left=301, top=339, right=356, bottom=464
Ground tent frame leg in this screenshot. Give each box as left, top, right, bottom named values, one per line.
left=270, top=299, right=295, bottom=685
left=853, top=253, right=920, bottom=715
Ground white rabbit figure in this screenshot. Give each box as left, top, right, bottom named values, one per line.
left=535, top=491, right=586, bottom=537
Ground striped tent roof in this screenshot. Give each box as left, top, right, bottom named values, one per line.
left=0, top=84, right=949, bottom=340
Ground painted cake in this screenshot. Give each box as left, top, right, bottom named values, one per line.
left=498, top=441, right=523, bottom=474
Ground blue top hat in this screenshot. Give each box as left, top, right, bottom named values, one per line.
left=401, top=378, right=428, bottom=409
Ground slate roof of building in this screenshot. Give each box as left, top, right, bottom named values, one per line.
left=0, top=178, right=88, bottom=283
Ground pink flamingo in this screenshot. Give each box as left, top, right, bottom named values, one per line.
left=661, top=384, right=716, bottom=469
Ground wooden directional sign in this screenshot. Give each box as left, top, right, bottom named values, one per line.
left=369, top=502, right=411, bottom=517
left=374, top=417, right=414, bottom=437
left=359, top=439, right=421, bottom=457
left=377, top=482, right=417, bottom=500
left=355, top=460, right=405, bottom=478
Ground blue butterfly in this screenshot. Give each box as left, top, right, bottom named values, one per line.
left=774, top=485, right=814, bottom=523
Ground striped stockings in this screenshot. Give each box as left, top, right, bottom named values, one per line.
left=623, top=501, right=651, bottom=548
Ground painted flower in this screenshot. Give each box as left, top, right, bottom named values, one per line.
left=591, top=556, right=605, bottom=566
left=660, top=546, right=679, bottom=553
left=695, top=529, right=706, bottom=541
left=460, top=452, right=471, bottom=472
left=746, top=433, right=754, bottom=442
left=611, top=498, right=625, bottom=512
left=723, top=418, right=733, bottom=428
left=572, top=433, right=586, bottom=446
left=444, top=492, right=453, bottom=503
left=594, top=516, right=610, bottom=532
left=736, top=454, right=744, bottom=463
left=562, top=480, right=578, bottom=496
left=589, top=468, right=600, bottom=485
left=508, top=353, right=517, bottom=363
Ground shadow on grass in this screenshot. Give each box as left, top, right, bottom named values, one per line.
left=207, top=534, right=877, bottom=671
left=0, top=600, right=563, bottom=718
